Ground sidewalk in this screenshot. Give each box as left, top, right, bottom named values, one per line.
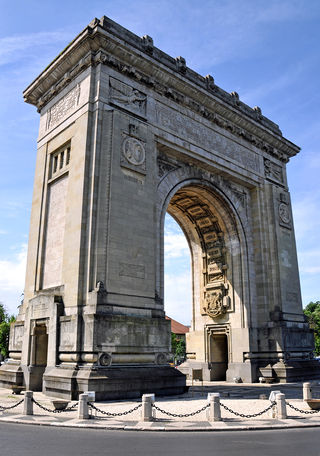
left=1, top=383, right=320, bottom=432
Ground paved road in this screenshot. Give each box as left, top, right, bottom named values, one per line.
left=1, top=422, right=320, bottom=456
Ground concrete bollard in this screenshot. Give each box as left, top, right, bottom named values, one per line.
left=78, top=393, right=89, bottom=419
left=207, top=393, right=221, bottom=422
left=303, top=382, right=312, bottom=401
left=24, top=391, right=33, bottom=415
left=275, top=393, right=287, bottom=419
left=140, top=394, right=154, bottom=422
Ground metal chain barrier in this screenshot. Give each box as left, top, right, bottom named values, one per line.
left=220, top=401, right=276, bottom=418
left=31, top=398, right=78, bottom=414
left=88, top=402, right=142, bottom=417
left=286, top=401, right=320, bottom=415
left=0, top=398, right=24, bottom=411
left=152, top=402, right=209, bottom=418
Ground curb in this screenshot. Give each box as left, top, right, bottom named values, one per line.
left=1, top=415, right=320, bottom=432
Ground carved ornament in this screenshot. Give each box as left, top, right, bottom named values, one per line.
left=109, top=77, right=146, bottom=117
left=264, top=158, right=284, bottom=184
left=122, top=137, right=145, bottom=166
left=279, top=202, right=291, bottom=225
left=99, top=353, right=112, bottom=367
left=157, top=158, right=179, bottom=178
left=155, top=353, right=167, bottom=365
left=203, top=290, right=226, bottom=318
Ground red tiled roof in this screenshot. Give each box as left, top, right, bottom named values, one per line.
left=165, top=316, right=190, bottom=334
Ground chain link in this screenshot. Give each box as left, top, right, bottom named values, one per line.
left=31, top=398, right=78, bottom=413
left=286, top=401, right=320, bottom=415
left=89, top=402, right=142, bottom=417
left=0, top=398, right=24, bottom=411
left=152, top=403, right=210, bottom=418
left=219, top=401, right=276, bottom=418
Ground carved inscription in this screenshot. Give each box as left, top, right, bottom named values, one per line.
left=119, top=262, right=145, bottom=279
left=156, top=104, right=260, bottom=173
left=31, top=300, right=50, bottom=319
left=59, top=317, right=75, bottom=350
left=46, top=84, right=80, bottom=129
left=12, top=324, right=24, bottom=350
left=286, top=291, right=298, bottom=302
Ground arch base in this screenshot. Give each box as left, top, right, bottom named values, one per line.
left=43, top=365, right=187, bottom=401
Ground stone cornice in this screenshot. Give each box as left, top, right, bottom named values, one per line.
left=23, top=16, right=300, bottom=163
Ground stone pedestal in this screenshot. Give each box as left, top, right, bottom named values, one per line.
left=0, top=360, right=23, bottom=389
left=43, top=365, right=186, bottom=400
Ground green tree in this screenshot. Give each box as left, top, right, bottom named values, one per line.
left=171, top=333, right=186, bottom=363
left=0, top=303, right=16, bottom=359
left=303, top=301, right=320, bottom=356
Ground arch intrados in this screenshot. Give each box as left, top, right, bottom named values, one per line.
left=161, top=179, right=244, bottom=244
left=159, top=179, right=249, bottom=320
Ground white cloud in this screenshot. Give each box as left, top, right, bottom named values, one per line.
left=164, top=271, right=192, bottom=326
left=0, top=30, right=73, bottom=66
left=297, top=249, right=320, bottom=275
left=292, top=192, right=320, bottom=242
left=0, top=244, right=27, bottom=315
left=164, top=232, right=190, bottom=259
left=164, top=213, right=192, bottom=324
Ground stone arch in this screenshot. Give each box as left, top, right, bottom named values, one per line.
left=157, top=163, right=256, bottom=381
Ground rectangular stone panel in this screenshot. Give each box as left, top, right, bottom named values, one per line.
left=42, top=174, right=68, bottom=289
left=119, top=262, right=145, bottom=279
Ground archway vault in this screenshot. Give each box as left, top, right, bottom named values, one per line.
left=159, top=171, right=254, bottom=382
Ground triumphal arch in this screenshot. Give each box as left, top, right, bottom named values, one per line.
left=1, top=16, right=319, bottom=399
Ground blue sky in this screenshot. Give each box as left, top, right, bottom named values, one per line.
left=0, top=0, right=319, bottom=324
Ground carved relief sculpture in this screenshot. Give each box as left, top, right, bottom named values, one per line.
left=203, top=290, right=226, bottom=318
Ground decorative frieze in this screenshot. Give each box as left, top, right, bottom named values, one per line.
left=156, top=104, right=261, bottom=172
left=27, top=34, right=298, bottom=164
left=46, top=84, right=81, bottom=129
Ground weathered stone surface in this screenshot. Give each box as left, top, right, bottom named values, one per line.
left=0, top=15, right=318, bottom=398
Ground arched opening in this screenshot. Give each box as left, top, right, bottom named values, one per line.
left=164, top=213, right=192, bottom=326
left=160, top=180, right=247, bottom=381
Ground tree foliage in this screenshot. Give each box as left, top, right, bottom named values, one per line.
left=303, top=301, right=320, bottom=356
left=171, top=333, right=186, bottom=363
left=0, top=303, right=16, bottom=359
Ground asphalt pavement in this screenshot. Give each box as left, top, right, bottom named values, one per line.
left=1, top=422, right=320, bottom=456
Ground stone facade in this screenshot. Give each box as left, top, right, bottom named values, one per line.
left=0, top=16, right=319, bottom=398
